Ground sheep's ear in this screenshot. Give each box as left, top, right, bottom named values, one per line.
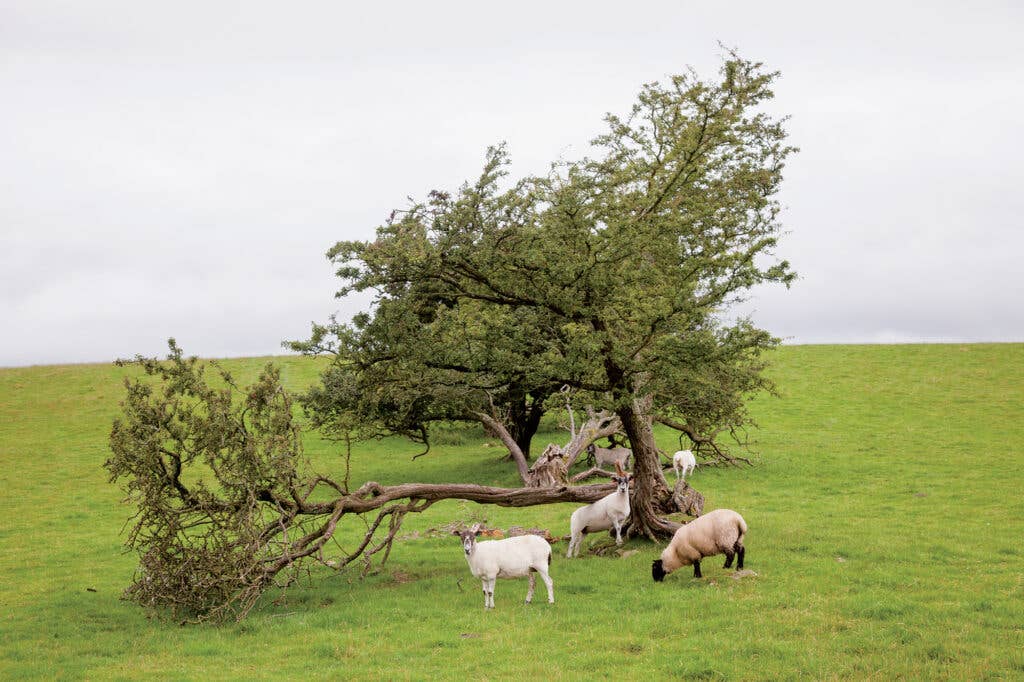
left=451, top=529, right=462, bottom=536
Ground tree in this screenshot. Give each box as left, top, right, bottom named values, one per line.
left=106, top=342, right=619, bottom=621
left=303, top=51, right=795, bottom=538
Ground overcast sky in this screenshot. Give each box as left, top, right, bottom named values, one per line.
left=2, top=1, right=1022, bottom=367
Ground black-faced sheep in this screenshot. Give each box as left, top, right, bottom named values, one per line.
left=651, top=508, right=747, bottom=581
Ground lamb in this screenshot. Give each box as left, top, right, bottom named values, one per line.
left=651, top=508, right=747, bottom=581
left=566, top=469, right=631, bottom=558
left=586, top=443, right=632, bottom=470
left=672, top=449, right=697, bottom=480
left=453, top=524, right=553, bottom=609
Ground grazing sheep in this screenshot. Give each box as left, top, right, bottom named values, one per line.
left=454, top=524, right=553, bottom=609
left=651, top=508, right=747, bottom=581
left=586, top=443, right=632, bottom=470
left=567, top=471, right=631, bottom=558
left=672, top=449, right=697, bottom=480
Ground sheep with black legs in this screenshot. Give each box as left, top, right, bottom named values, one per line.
left=453, top=524, right=553, bottom=609
left=566, top=467, right=631, bottom=558
left=672, top=449, right=697, bottom=480
left=652, top=508, right=747, bottom=581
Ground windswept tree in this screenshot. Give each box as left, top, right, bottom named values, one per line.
left=108, top=53, right=796, bottom=621
left=299, top=51, right=796, bottom=538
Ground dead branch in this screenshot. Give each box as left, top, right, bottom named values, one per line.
left=569, top=466, right=617, bottom=483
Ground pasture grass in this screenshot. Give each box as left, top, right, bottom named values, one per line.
left=0, top=344, right=1021, bottom=680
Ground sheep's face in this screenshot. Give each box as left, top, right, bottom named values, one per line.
left=612, top=475, right=630, bottom=494
left=652, top=559, right=667, bottom=582
left=453, top=525, right=482, bottom=556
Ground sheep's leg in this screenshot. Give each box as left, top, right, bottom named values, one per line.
left=613, top=520, right=623, bottom=546
left=693, top=560, right=702, bottom=578
left=482, top=577, right=495, bottom=609
left=736, top=545, right=745, bottom=570
left=566, top=533, right=577, bottom=558
left=723, top=551, right=735, bottom=569
left=526, top=571, right=536, bottom=604
left=537, top=568, right=554, bottom=603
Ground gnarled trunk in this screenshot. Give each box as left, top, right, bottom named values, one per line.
left=618, top=402, right=684, bottom=540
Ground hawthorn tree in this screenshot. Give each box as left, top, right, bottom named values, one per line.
left=300, top=52, right=795, bottom=538
left=107, top=52, right=796, bottom=621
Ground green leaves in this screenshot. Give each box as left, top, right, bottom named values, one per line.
left=106, top=342, right=306, bottom=620
left=297, top=52, right=796, bottom=462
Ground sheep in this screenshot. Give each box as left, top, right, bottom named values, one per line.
left=566, top=469, right=631, bottom=558
left=651, top=508, right=747, bottom=581
left=672, top=449, right=697, bottom=480
left=586, top=443, right=632, bottom=470
left=453, top=523, right=553, bottom=609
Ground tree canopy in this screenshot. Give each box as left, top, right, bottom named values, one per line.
left=294, top=52, right=795, bottom=535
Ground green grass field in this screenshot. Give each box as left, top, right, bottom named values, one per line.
left=1, top=344, right=1022, bottom=680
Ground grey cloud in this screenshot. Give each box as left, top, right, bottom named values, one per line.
left=2, top=1, right=1022, bottom=366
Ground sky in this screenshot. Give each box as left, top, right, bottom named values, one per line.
left=2, top=1, right=1022, bottom=367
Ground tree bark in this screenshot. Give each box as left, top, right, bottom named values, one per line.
left=618, top=402, right=683, bottom=540
left=561, top=409, right=622, bottom=468
left=474, top=411, right=531, bottom=484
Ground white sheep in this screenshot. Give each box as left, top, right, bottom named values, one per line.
left=672, top=449, right=697, bottom=480
left=453, top=524, right=553, bottom=609
left=586, top=443, right=632, bottom=470
left=566, top=472, right=631, bottom=558
left=651, top=508, right=747, bottom=581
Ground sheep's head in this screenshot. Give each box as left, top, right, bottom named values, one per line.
left=612, top=461, right=631, bottom=493
left=453, top=523, right=482, bottom=556
left=652, top=559, right=667, bottom=582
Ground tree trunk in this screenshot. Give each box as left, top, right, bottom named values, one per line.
left=475, top=411, right=531, bottom=484
left=618, top=402, right=683, bottom=540
left=509, top=397, right=545, bottom=459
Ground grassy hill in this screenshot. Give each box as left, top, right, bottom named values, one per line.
left=1, top=344, right=1021, bottom=680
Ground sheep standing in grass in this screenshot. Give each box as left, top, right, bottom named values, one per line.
left=454, top=524, right=553, bottom=609
left=651, top=508, right=747, bottom=581
left=567, top=469, right=631, bottom=558
left=672, top=449, right=697, bottom=480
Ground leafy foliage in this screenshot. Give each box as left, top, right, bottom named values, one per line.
left=296, top=53, right=796, bottom=495
left=106, top=340, right=307, bottom=620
